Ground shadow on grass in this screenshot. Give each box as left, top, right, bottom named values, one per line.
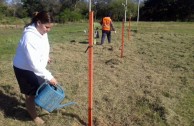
left=79, top=41, right=88, bottom=44
left=131, top=29, right=138, bottom=33
left=79, top=41, right=102, bottom=45
left=0, top=86, right=31, bottom=121
left=61, top=112, right=87, bottom=126
left=0, top=85, right=87, bottom=125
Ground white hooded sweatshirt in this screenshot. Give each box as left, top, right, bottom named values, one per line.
left=13, top=24, right=53, bottom=81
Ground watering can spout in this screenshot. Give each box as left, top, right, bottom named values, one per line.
left=57, top=102, right=77, bottom=110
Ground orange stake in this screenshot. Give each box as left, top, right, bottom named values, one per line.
left=121, top=19, right=125, bottom=58
left=88, top=11, right=94, bottom=126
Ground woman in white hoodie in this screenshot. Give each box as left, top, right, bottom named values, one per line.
left=13, top=11, right=57, bottom=125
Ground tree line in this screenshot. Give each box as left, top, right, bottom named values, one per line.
left=140, top=0, right=194, bottom=21
left=0, top=0, right=193, bottom=24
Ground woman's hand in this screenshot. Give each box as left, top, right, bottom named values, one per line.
left=49, top=78, right=57, bottom=85
left=48, top=57, right=51, bottom=64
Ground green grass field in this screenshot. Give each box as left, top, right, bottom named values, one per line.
left=0, top=21, right=194, bottom=126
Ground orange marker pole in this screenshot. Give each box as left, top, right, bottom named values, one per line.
left=88, top=11, right=94, bottom=126
left=121, top=19, right=125, bottom=58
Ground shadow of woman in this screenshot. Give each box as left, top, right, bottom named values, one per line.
left=0, top=90, right=31, bottom=121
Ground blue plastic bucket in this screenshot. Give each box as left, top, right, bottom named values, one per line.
left=35, top=82, right=75, bottom=112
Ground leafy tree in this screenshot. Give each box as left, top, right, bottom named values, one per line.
left=1, top=0, right=141, bottom=22
left=15, top=5, right=28, bottom=18
left=140, top=0, right=172, bottom=21
left=60, top=0, right=81, bottom=10
left=58, top=9, right=83, bottom=23
left=140, top=0, right=194, bottom=21
left=0, top=3, right=8, bottom=14
left=109, top=0, right=126, bottom=21
left=39, top=0, right=62, bottom=15
left=21, top=0, right=63, bottom=20
left=21, top=0, right=43, bottom=16
left=0, top=2, right=12, bottom=17
left=74, top=0, right=88, bottom=19
left=94, top=0, right=138, bottom=21
left=176, top=0, right=194, bottom=21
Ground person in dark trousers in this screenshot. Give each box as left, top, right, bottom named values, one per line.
left=13, top=11, right=57, bottom=125
left=95, top=27, right=99, bottom=38
left=100, top=13, right=115, bottom=45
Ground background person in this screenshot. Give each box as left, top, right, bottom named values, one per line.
left=13, top=11, right=57, bottom=125
left=100, top=13, right=115, bottom=45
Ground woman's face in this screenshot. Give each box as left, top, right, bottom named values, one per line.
left=36, top=21, right=53, bottom=35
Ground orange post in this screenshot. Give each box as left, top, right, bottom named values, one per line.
left=121, top=19, right=125, bottom=58
left=88, top=11, right=94, bottom=126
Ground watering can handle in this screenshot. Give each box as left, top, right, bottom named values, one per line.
left=36, top=82, right=47, bottom=96
left=36, top=82, right=64, bottom=97
left=54, top=84, right=64, bottom=94
left=48, top=83, right=64, bottom=92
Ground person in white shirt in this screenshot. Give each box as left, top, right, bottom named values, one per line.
left=13, top=11, right=57, bottom=125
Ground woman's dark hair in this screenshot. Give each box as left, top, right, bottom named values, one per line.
left=25, top=11, right=53, bottom=28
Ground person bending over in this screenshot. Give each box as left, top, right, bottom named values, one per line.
left=13, top=11, right=57, bottom=125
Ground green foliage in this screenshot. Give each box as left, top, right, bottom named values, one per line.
left=0, top=3, right=7, bottom=18
left=0, top=0, right=139, bottom=22
left=58, top=9, right=83, bottom=23
left=21, top=0, right=43, bottom=16
left=93, top=0, right=139, bottom=21
left=0, top=16, right=27, bottom=25
left=15, top=6, right=28, bottom=18
left=0, top=12, right=4, bottom=20
left=109, top=0, right=124, bottom=21
left=140, top=0, right=194, bottom=21
left=1, top=0, right=194, bottom=22
left=75, top=0, right=88, bottom=18
left=0, top=3, right=7, bottom=13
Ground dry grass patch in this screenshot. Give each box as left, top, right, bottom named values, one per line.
left=0, top=22, right=194, bottom=125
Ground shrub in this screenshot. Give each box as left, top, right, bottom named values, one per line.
left=58, top=9, right=83, bottom=23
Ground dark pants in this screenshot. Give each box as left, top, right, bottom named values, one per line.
left=101, top=30, right=111, bottom=45
left=13, top=66, right=45, bottom=95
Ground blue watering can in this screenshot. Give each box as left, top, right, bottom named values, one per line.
left=35, top=82, right=76, bottom=112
